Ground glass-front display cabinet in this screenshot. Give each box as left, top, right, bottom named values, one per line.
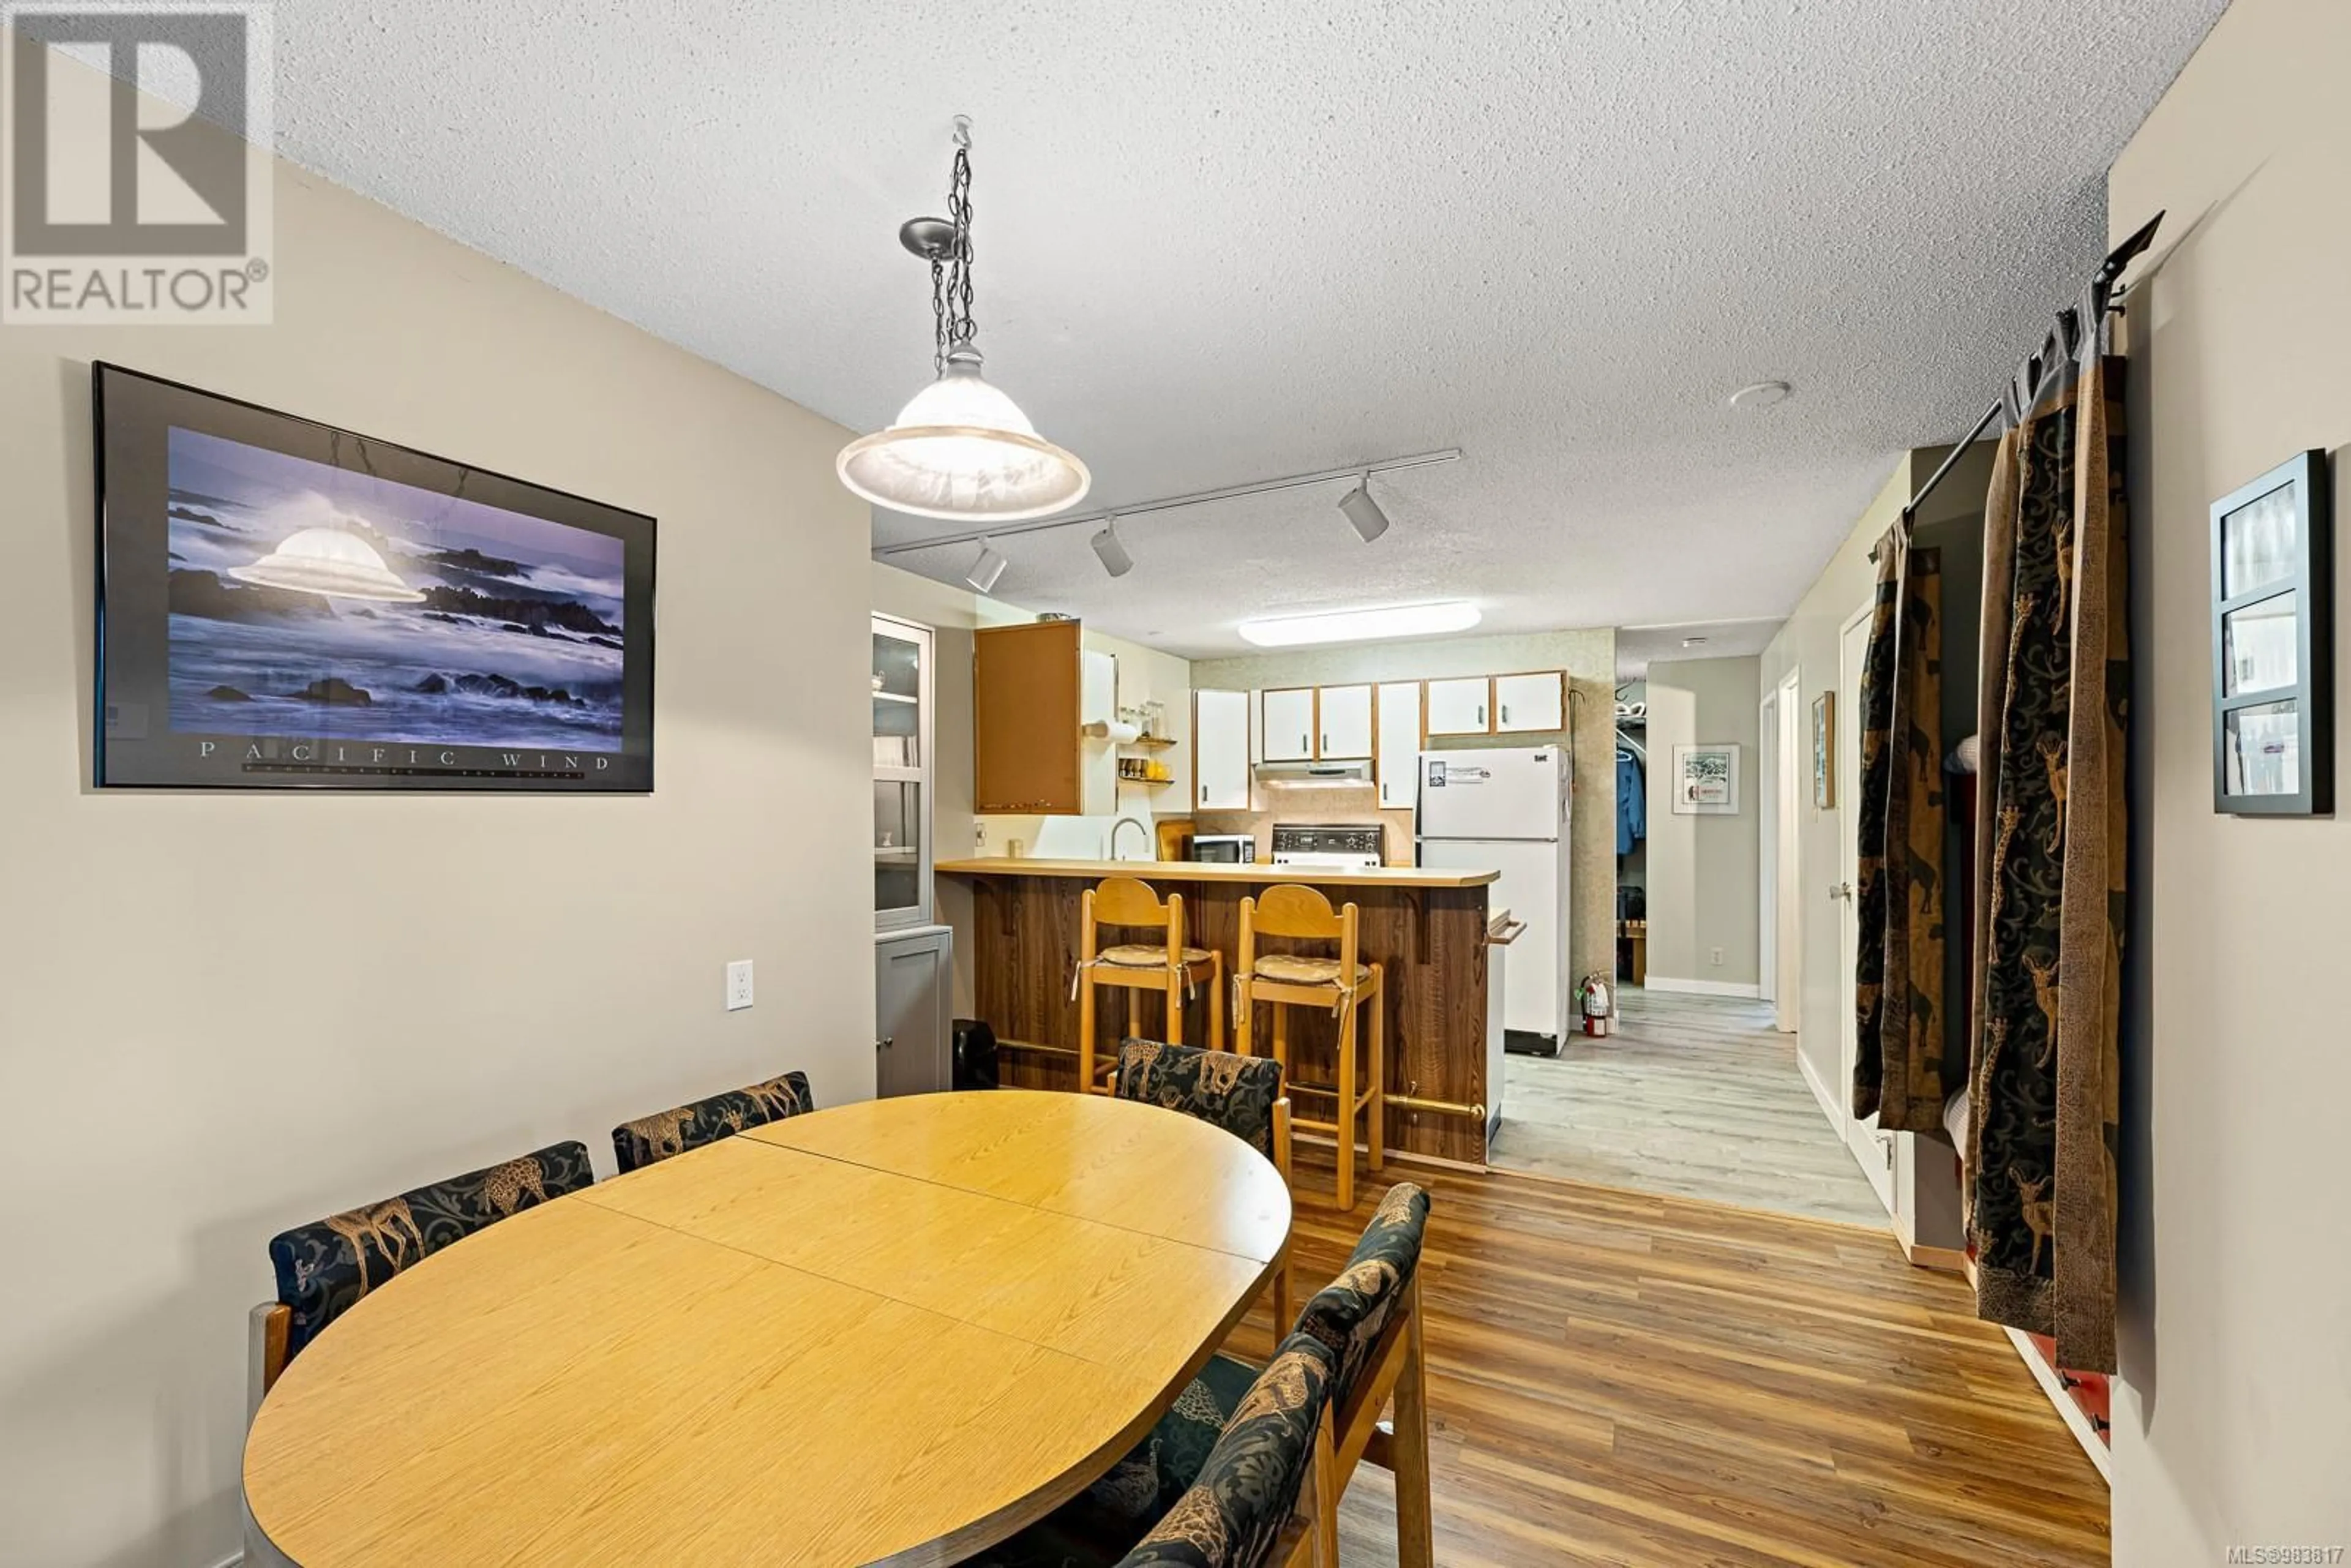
left=872, top=613, right=934, bottom=931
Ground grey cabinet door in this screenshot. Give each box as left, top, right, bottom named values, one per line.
left=876, top=930, right=952, bottom=1097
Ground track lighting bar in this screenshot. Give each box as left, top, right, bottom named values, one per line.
left=871, top=448, right=1463, bottom=559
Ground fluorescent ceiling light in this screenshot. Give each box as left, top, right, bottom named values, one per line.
left=1237, top=601, right=1480, bottom=648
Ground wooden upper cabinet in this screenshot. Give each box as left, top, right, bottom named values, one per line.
left=1424, top=677, right=1492, bottom=736
left=1260, top=688, right=1316, bottom=762
left=1493, top=671, right=1565, bottom=733
left=1318, top=684, right=1374, bottom=759
left=973, top=620, right=1082, bottom=814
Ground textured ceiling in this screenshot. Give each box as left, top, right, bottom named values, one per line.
left=242, top=0, right=2221, bottom=658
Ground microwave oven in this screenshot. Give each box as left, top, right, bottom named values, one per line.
left=1190, top=833, right=1256, bottom=864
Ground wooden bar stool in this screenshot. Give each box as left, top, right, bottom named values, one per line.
left=1233, top=883, right=1384, bottom=1209
left=1074, top=877, right=1225, bottom=1095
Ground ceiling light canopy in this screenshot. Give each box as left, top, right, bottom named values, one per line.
left=1238, top=601, right=1480, bottom=649
left=1727, top=380, right=1794, bottom=409
left=836, top=117, right=1088, bottom=525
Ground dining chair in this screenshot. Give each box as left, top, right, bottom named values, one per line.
left=1076, top=877, right=1226, bottom=1093
left=983, top=1181, right=1434, bottom=1568
left=1116, top=1332, right=1340, bottom=1568
left=1232, top=884, right=1384, bottom=1210
left=609, top=1068, right=815, bottom=1174
left=959, top=1332, right=1340, bottom=1568
left=1114, top=1038, right=1293, bottom=1331
left=249, top=1140, right=596, bottom=1416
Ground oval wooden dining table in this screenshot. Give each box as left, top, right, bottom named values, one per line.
left=242, top=1089, right=1292, bottom=1567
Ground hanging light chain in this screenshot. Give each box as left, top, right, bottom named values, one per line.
left=926, top=118, right=977, bottom=374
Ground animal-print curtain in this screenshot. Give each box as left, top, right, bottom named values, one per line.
left=1968, top=353, right=2128, bottom=1373
left=1853, top=534, right=1948, bottom=1135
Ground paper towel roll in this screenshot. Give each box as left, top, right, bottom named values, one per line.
left=1083, top=719, right=1142, bottom=743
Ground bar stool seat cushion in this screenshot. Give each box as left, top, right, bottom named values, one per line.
left=1251, top=953, right=1370, bottom=986
left=1101, top=943, right=1215, bottom=969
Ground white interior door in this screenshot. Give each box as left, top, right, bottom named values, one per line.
left=1775, top=670, right=1802, bottom=1032
left=1838, top=608, right=1897, bottom=1214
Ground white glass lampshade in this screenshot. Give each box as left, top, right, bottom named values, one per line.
left=837, top=346, right=1089, bottom=523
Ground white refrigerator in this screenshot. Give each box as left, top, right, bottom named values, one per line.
left=1416, top=745, right=1572, bottom=1052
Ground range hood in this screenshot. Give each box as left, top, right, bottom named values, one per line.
left=1253, top=759, right=1375, bottom=786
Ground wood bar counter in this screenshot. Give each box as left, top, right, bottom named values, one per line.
left=938, top=858, right=1498, bottom=1166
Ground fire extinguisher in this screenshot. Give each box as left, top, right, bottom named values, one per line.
left=1578, top=974, right=1614, bottom=1037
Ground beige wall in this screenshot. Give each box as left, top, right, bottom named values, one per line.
left=1192, top=628, right=1617, bottom=988
left=2109, top=0, right=2351, bottom=1556
left=1641, top=655, right=1761, bottom=988
left=0, top=93, right=873, bottom=1568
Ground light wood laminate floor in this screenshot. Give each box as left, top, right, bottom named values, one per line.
left=1229, top=1160, right=2108, bottom=1567
left=1487, top=987, right=1890, bottom=1227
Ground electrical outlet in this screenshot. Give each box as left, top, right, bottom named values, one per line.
left=974, top=821, right=987, bottom=849
left=1709, top=947, right=1724, bottom=967
left=725, top=959, right=754, bottom=1011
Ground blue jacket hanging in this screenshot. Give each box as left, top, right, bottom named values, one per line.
left=1616, top=751, right=1646, bottom=855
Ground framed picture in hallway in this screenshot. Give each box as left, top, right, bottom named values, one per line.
left=1672, top=743, right=1739, bottom=815
left=2210, top=449, right=2331, bottom=816
left=1812, top=692, right=1835, bottom=808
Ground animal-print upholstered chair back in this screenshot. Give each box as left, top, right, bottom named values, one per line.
left=609, top=1069, right=815, bottom=1174
left=264, top=1140, right=596, bottom=1364
left=1115, top=1331, right=1338, bottom=1568
left=1114, top=1040, right=1283, bottom=1161
left=1295, top=1182, right=1432, bottom=1406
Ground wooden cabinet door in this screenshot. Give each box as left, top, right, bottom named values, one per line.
left=1194, top=689, right=1252, bottom=809
left=1376, top=682, right=1423, bottom=808
left=876, top=930, right=951, bottom=1097
left=1317, top=684, right=1374, bottom=759
left=1425, top=677, right=1493, bottom=736
left=974, top=620, right=1081, bottom=813
left=1261, top=688, right=1316, bottom=762
left=1493, top=671, right=1565, bottom=733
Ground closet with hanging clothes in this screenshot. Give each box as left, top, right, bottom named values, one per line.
left=1614, top=685, right=1647, bottom=985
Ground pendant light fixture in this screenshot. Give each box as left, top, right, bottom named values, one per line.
left=838, top=116, right=1090, bottom=525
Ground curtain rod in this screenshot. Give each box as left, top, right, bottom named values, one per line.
left=871, top=448, right=1463, bottom=558
left=1896, top=211, right=2165, bottom=533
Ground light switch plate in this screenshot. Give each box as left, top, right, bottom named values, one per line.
left=725, top=959, right=754, bottom=1011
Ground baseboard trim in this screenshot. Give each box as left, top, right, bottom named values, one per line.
left=1796, top=1042, right=1844, bottom=1133
left=1642, top=975, right=1762, bottom=999
left=1903, top=1241, right=1968, bottom=1274
left=2004, top=1327, right=2115, bottom=1484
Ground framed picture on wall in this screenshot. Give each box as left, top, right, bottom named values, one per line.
left=1812, top=692, right=1835, bottom=809
left=2210, top=449, right=2331, bottom=816
left=1672, top=743, right=1740, bottom=815
left=94, top=363, right=658, bottom=792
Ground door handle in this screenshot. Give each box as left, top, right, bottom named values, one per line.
left=1475, top=704, right=1485, bottom=726
left=1501, top=704, right=1510, bottom=724
left=1321, top=733, right=1329, bottom=754
left=1829, top=882, right=1854, bottom=901
left=878, top=1035, right=895, bottom=1051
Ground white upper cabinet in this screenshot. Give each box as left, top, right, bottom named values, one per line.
left=1424, top=677, right=1492, bottom=736
left=1317, top=684, right=1374, bottom=759
left=1260, top=688, right=1316, bottom=762
left=1493, top=671, right=1565, bottom=733
left=1376, top=682, right=1423, bottom=808
left=1194, top=689, right=1252, bottom=809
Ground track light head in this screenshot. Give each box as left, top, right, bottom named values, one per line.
left=963, top=539, right=1009, bottom=593
left=1338, top=475, right=1391, bottom=543
left=1090, top=515, right=1134, bottom=578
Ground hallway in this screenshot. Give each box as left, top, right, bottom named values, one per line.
left=1488, top=988, right=1889, bottom=1226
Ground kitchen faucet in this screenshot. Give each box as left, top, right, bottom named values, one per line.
left=1108, top=815, right=1152, bottom=863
